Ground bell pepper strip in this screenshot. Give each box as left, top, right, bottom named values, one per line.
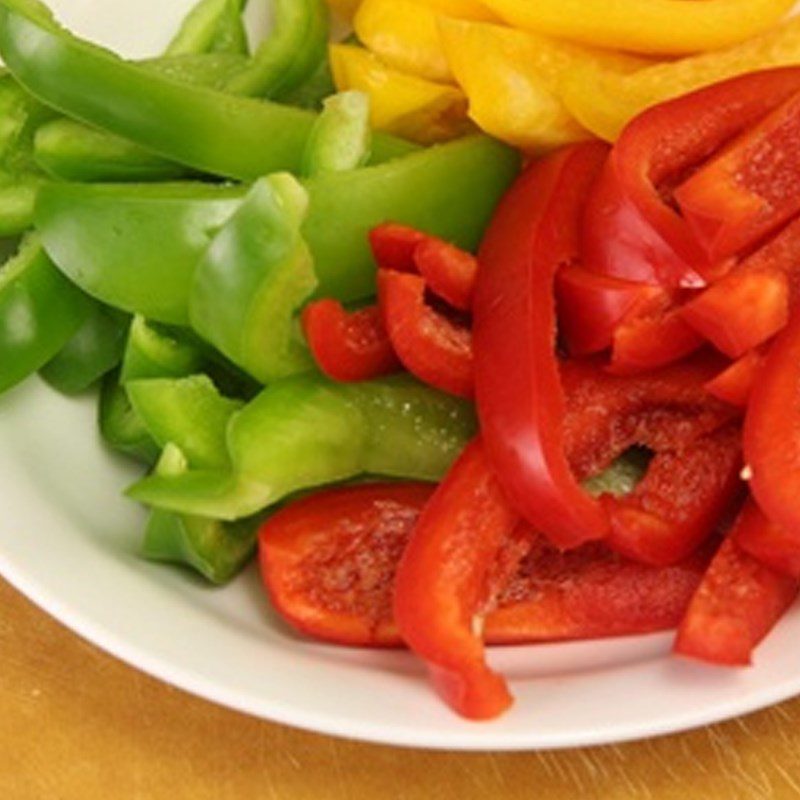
left=744, top=306, right=800, bottom=539
left=325, top=0, right=361, bottom=21
left=354, top=0, right=455, bottom=84
left=329, top=44, right=472, bottom=144
left=732, top=497, right=800, bottom=580
left=378, top=269, right=473, bottom=398
left=675, top=94, right=800, bottom=265
left=581, top=70, right=800, bottom=291
left=369, top=222, right=427, bottom=272
left=127, top=373, right=476, bottom=520
left=414, top=237, right=477, bottom=312
left=190, top=174, right=317, bottom=384
left=260, top=482, right=435, bottom=647
left=479, top=0, right=794, bottom=56
left=0, top=0, right=410, bottom=181
left=40, top=303, right=129, bottom=395
left=674, top=534, right=799, bottom=666
left=120, top=316, right=205, bottom=384
left=302, top=300, right=400, bottom=382
left=302, top=91, right=371, bottom=178
left=166, top=0, right=248, bottom=57
left=474, top=141, right=611, bottom=548
left=556, top=267, right=665, bottom=357
left=0, top=234, right=92, bottom=394
left=281, top=53, right=336, bottom=112
left=394, top=439, right=517, bottom=720
left=438, top=18, right=647, bottom=153
left=705, top=350, right=766, bottom=409
left=0, top=173, right=43, bottom=237
left=36, top=135, right=519, bottom=324
left=97, top=372, right=160, bottom=465
left=604, top=426, right=743, bottom=567
left=561, top=17, right=800, bottom=143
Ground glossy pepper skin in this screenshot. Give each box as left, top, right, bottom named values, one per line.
left=394, top=439, right=517, bottom=720
left=733, top=498, right=800, bottom=580
left=474, top=141, right=611, bottom=549
left=165, top=0, right=249, bottom=58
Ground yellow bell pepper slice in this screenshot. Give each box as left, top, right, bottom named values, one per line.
left=329, top=44, right=471, bottom=144
left=325, top=0, right=362, bottom=22
left=439, top=18, right=648, bottom=152
left=479, top=0, right=796, bottom=56
left=561, top=16, right=800, bottom=141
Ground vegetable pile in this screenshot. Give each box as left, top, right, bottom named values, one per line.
left=3, top=0, right=800, bottom=723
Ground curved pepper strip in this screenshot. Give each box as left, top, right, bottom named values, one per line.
left=127, top=373, right=476, bottom=520
left=582, top=69, right=800, bottom=291
left=120, top=316, right=205, bottom=384
left=474, top=141, right=611, bottom=549
left=190, top=174, right=317, bottom=384
left=705, top=350, right=766, bottom=409
left=166, top=0, right=249, bottom=57
left=36, top=135, right=519, bottom=324
left=479, top=0, right=794, bottom=56
left=0, top=0, right=410, bottom=180
left=394, top=438, right=517, bottom=720
left=733, top=497, right=800, bottom=580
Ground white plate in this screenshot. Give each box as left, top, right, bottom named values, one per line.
left=3, top=0, right=800, bottom=752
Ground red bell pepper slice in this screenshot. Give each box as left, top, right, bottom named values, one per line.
left=259, top=482, right=435, bottom=647
left=485, top=538, right=713, bottom=644
left=369, top=223, right=428, bottom=272
left=414, top=237, right=477, bottom=312
left=674, top=532, right=798, bottom=667
left=556, top=266, right=665, bottom=356
left=733, top=497, right=800, bottom=580
left=604, top=425, right=742, bottom=566
left=378, top=269, right=474, bottom=398
left=704, top=350, right=765, bottom=408
left=302, top=300, right=400, bottom=382
left=744, top=305, right=800, bottom=537
left=393, top=438, right=518, bottom=720
left=474, top=141, right=611, bottom=549
left=583, top=68, right=800, bottom=289
left=675, top=92, right=800, bottom=264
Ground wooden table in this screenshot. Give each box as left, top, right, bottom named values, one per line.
left=3, top=577, right=800, bottom=800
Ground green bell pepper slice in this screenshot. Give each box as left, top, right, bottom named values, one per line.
left=190, top=174, right=316, bottom=383
left=40, top=302, right=129, bottom=395
left=302, top=91, right=371, bottom=177
left=36, top=135, right=519, bottom=324
left=0, top=234, right=91, bottom=394
left=0, top=0, right=411, bottom=180
left=127, top=373, right=476, bottom=520
left=166, top=0, right=249, bottom=57
left=120, top=316, right=205, bottom=383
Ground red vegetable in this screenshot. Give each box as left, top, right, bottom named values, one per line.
left=414, top=237, right=477, bottom=312
left=733, top=497, right=800, bottom=580
left=393, top=439, right=518, bottom=720
left=675, top=92, right=800, bottom=264
left=474, top=141, right=611, bottom=549
left=674, top=534, right=798, bottom=666
left=369, top=222, right=427, bottom=272
left=302, top=300, right=400, bottom=382
left=704, top=350, right=765, bottom=408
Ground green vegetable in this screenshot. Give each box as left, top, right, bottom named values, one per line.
left=190, top=174, right=316, bottom=383
left=120, top=316, right=205, bottom=383
left=128, top=373, right=476, bottom=520
left=166, top=0, right=249, bottom=57
left=584, top=448, right=651, bottom=497
left=40, top=302, right=129, bottom=395
left=98, top=372, right=160, bottom=465
left=302, top=91, right=371, bottom=177
left=36, top=135, right=520, bottom=323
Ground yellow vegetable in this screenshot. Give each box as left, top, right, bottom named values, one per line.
left=415, top=0, right=497, bottom=20
left=439, top=18, right=647, bottom=152
left=561, top=16, right=800, bottom=141
left=325, top=0, right=362, bottom=22
left=329, top=44, right=472, bottom=144
left=479, top=0, right=795, bottom=56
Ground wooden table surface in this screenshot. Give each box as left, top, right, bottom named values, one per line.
left=4, top=578, right=800, bottom=800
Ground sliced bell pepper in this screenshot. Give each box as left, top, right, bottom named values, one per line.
left=744, top=305, right=800, bottom=539
left=474, top=141, right=611, bottom=548
left=36, top=134, right=519, bottom=324
left=0, top=234, right=92, bottom=394
left=302, top=91, right=371, bottom=178
left=120, top=316, right=205, bottom=384
left=674, top=534, right=798, bottom=666
left=128, top=373, right=476, bottom=520
left=325, top=0, right=361, bottom=21
left=438, top=18, right=646, bottom=153
left=378, top=269, right=473, bottom=398
left=166, top=0, right=249, bottom=57
left=260, top=482, right=436, bottom=646
left=561, top=17, right=800, bottom=142
left=604, top=425, right=742, bottom=566
left=414, top=237, right=476, bottom=312
left=705, top=350, right=766, bottom=409
left=479, top=0, right=794, bottom=56
left=40, top=302, right=129, bottom=395
left=581, top=70, right=800, bottom=290
left=329, top=44, right=471, bottom=144
left=733, top=497, right=800, bottom=580
left=302, top=300, right=400, bottom=382
left=368, top=222, right=428, bottom=273
left=675, top=93, right=800, bottom=264
left=394, top=439, right=517, bottom=720
left=190, top=174, right=317, bottom=384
